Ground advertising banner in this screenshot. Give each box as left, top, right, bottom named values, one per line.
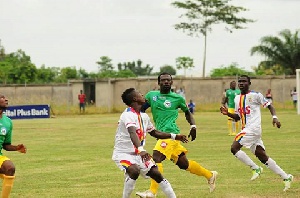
left=4, top=105, right=50, bottom=119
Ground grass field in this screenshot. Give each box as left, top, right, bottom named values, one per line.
left=6, top=110, right=300, bottom=198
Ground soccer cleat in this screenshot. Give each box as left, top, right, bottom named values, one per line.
left=136, top=190, right=156, bottom=198
left=250, top=167, right=263, bottom=181
left=208, top=171, right=218, bottom=193
left=283, top=174, right=293, bottom=192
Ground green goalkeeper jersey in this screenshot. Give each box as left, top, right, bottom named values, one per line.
left=226, top=89, right=241, bottom=108
left=145, top=91, right=188, bottom=134
left=0, top=114, right=13, bottom=155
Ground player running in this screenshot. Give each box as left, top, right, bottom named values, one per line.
left=136, top=72, right=217, bottom=198
left=220, top=75, right=293, bottom=191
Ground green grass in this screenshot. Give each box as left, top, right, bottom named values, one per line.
left=6, top=110, right=300, bottom=198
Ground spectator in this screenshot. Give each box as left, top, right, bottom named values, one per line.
left=290, top=87, right=297, bottom=108
left=176, top=87, right=185, bottom=99
left=188, top=99, right=196, bottom=114
left=78, top=90, right=86, bottom=113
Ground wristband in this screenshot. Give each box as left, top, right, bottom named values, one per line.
left=137, top=146, right=146, bottom=153
left=170, top=133, right=176, bottom=140
left=190, top=125, right=197, bottom=129
left=272, top=115, right=278, bottom=119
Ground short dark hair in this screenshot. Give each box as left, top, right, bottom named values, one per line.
left=121, top=88, right=135, bottom=106
left=239, top=75, right=251, bottom=83
left=158, top=72, right=172, bottom=83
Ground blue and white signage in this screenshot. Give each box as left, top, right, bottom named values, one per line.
left=4, top=105, right=50, bottom=119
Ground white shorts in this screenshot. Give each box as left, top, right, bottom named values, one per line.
left=112, top=152, right=156, bottom=179
left=234, top=129, right=265, bottom=154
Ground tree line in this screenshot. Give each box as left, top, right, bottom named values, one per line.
left=1, top=28, right=299, bottom=84
left=0, top=45, right=197, bottom=84
left=1, top=0, right=300, bottom=84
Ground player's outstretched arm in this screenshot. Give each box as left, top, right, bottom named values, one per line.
left=149, top=130, right=189, bottom=143
left=3, top=144, right=27, bottom=153
left=220, top=106, right=240, bottom=121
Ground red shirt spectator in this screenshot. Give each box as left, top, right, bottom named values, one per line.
left=78, top=90, right=86, bottom=113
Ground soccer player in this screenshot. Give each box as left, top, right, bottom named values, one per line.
left=0, top=94, right=27, bottom=197
left=220, top=75, right=293, bottom=191
left=112, top=88, right=189, bottom=198
left=221, top=81, right=241, bottom=136
left=136, top=72, right=218, bottom=198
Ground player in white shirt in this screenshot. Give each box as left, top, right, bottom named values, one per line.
left=112, top=88, right=188, bottom=198
left=220, top=75, right=293, bottom=192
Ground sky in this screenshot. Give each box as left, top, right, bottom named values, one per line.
left=0, top=0, right=299, bottom=77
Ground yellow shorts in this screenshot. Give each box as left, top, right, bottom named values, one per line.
left=0, top=156, right=10, bottom=166
left=153, top=139, right=188, bottom=164
left=228, top=108, right=235, bottom=120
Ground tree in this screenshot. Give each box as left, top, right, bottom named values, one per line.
left=78, top=67, right=89, bottom=79
left=36, top=65, right=56, bottom=83
left=0, top=60, right=12, bottom=84
left=116, top=70, right=137, bottom=78
left=96, top=56, right=114, bottom=72
left=172, top=0, right=254, bottom=77
left=252, top=63, right=285, bottom=76
left=0, top=45, right=11, bottom=84
left=98, top=70, right=119, bottom=78
left=210, top=62, right=253, bottom=77
left=0, top=41, right=5, bottom=61
left=159, top=65, right=177, bottom=75
left=54, top=66, right=78, bottom=82
left=175, top=56, right=194, bottom=76
left=250, top=29, right=300, bottom=75
left=118, top=59, right=154, bottom=76
left=6, top=49, right=37, bottom=84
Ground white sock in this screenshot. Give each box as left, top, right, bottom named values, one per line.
left=235, top=150, right=259, bottom=170
left=122, top=175, right=136, bottom=198
left=266, top=158, right=289, bottom=179
left=159, top=179, right=176, bottom=198
left=232, top=121, right=236, bottom=132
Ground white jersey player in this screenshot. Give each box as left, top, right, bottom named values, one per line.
left=220, top=75, right=293, bottom=192
left=112, top=88, right=188, bottom=198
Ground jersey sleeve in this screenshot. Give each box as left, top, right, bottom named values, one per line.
left=234, top=95, right=240, bottom=117
left=256, top=92, right=270, bottom=108
left=4, top=119, right=13, bottom=144
left=179, top=96, right=189, bottom=112
left=120, top=112, right=137, bottom=129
